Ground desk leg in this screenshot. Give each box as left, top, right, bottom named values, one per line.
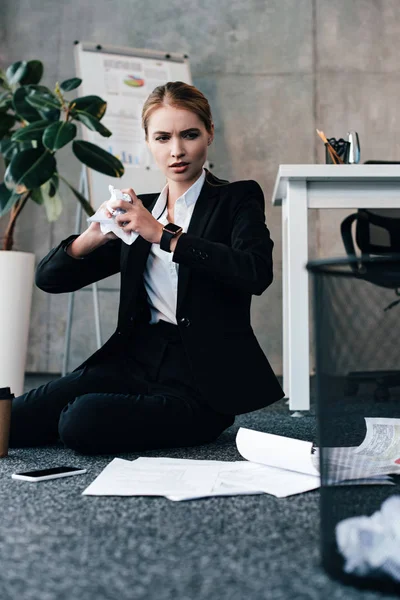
left=282, top=198, right=290, bottom=400
left=284, top=180, right=310, bottom=410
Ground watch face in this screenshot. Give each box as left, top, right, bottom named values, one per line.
left=165, top=223, right=182, bottom=234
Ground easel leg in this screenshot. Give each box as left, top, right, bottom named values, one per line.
left=62, top=167, right=102, bottom=376
left=92, top=281, right=102, bottom=349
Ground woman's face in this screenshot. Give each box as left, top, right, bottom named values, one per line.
left=146, top=105, right=213, bottom=187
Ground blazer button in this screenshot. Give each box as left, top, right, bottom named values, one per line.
left=179, top=317, right=191, bottom=327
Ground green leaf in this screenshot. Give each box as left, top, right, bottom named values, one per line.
left=5, top=148, right=56, bottom=192
left=0, top=138, right=33, bottom=161
left=43, top=181, right=62, bottom=221
left=12, top=87, right=42, bottom=122
left=31, top=187, right=44, bottom=205
left=45, top=193, right=62, bottom=221
left=31, top=174, right=59, bottom=205
left=0, top=114, right=16, bottom=138
left=0, top=183, right=21, bottom=217
left=19, top=60, right=44, bottom=85
left=25, top=85, right=61, bottom=121
left=4, top=164, right=26, bottom=193
left=25, top=84, right=54, bottom=94
left=25, top=88, right=61, bottom=120
left=6, top=61, right=28, bottom=86
left=31, top=179, right=62, bottom=221
left=0, top=138, right=13, bottom=155
left=48, top=174, right=59, bottom=197
left=74, top=111, right=111, bottom=137
left=42, top=121, right=77, bottom=150
left=26, top=91, right=61, bottom=111
left=60, top=176, right=94, bottom=216
left=0, top=182, right=12, bottom=210
left=72, top=140, right=124, bottom=177
left=0, top=92, right=12, bottom=111
left=60, top=78, right=82, bottom=92
left=11, top=119, right=51, bottom=141
left=70, top=96, right=107, bottom=120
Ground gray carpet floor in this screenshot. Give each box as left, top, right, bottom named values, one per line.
left=1, top=374, right=399, bottom=600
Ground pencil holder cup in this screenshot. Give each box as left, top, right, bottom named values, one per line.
left=0, top=387, right=13, bottom=458
left=325, top=140, right=350, bottom=164
left=307, top=255, right=400, bottom=595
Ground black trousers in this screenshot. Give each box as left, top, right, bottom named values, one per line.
left=9, top=321, right=234, bottom=455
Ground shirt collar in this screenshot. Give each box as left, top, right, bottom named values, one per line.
left=152, top=184, right=169, bottom=220
left=181, top=168, right=206, bottom=207
left=152, top=168, right=206, bottom=218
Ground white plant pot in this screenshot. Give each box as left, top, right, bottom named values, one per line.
left=0, top=251, right=35, bottom=397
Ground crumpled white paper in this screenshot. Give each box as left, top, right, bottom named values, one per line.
left=87, top=185, right=139, bottom=245
left=336, top=495, right=400, bottom=582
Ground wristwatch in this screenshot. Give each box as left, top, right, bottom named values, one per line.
left=160, top=223, right=183, bottom=252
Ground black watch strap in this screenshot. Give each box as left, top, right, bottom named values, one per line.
left=160, top=224, right=182, bottom=252
left=160, top=229, right=175, bottom=252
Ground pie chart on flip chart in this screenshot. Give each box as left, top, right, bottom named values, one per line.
left=123, top=75, right=145, bottom=87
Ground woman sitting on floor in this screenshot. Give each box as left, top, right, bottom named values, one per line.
left=9, top=81, right=284, bottom=454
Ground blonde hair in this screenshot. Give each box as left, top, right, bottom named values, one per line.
left=141, top=81, right=213, bottom=140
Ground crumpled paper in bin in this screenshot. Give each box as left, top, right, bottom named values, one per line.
left=336, top=495, right=400, bottom=582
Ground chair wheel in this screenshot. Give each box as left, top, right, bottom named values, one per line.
left=344, top=381, right=359, bottom=396
left=374, top=387, right=390, bottom=402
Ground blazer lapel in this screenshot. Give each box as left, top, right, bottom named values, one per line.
left=177, top=172, right=221, bottom=313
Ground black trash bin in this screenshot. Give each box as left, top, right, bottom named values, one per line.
left=307, top=255, right=400, bottom=594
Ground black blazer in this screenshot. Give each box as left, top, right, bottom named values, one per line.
left=36, top=170, right=284, bottom=415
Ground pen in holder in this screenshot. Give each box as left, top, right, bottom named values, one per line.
left=325, top=138, right=350, bottom=164
left=317, top=129, right=350, bottom=165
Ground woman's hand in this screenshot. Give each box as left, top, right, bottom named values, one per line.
left=110, top=188, right=164, bottom=244
left=85, top=200, right=118, bottom=242
left=66, top=201, right=118, bottom=258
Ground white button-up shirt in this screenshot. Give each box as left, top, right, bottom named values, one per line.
left=144, top=169, right=206, bottom=325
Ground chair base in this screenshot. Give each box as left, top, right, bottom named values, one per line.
left=344, top=370, right=400, bottom=402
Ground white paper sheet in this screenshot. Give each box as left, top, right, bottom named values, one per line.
left=315, top=418, right=400, bottom=483
left=235, top=427, right=319, bottom=476
left=219, top=463, right=319, bottom=498
left=82, top=428, right=321, bottom=500
left=82, top=424, right=399, bottom=501
left=82, top=457, right=265, bottom=499
left=355, top=418, right=400, bottom=464
left=137, top=458, right=266, bottom=501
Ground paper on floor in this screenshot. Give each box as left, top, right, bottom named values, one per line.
left=132, top=457, right=319, bottom=500
left=82, top=421, right=399, bottom=501
left=218, top=463, right=319, bottom=498
left=235, top=427, right=319, bottom=476
left=355, top=417, right=400, bottom=462
left=82, top=456, right=266, bottom=499
left=315, top=417, right=400, bottom=483
left=82, top=428, right=321, bottom=500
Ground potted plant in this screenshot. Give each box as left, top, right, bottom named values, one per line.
left=0, top=58, right=124, bottom=395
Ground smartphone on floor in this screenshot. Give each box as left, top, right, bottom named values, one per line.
left=11, top=466, right=87, bottom=482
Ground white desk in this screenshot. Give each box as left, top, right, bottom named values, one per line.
left=272, top=165, right=400, bottom=411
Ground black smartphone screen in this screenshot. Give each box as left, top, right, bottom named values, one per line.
left=16, top=466, right=83, bottom=477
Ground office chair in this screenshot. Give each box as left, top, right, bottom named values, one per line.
left=340, top=160, right=400, bottom=401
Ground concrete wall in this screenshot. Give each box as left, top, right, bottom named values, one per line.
left=1, top=0, right=399, bottom=374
